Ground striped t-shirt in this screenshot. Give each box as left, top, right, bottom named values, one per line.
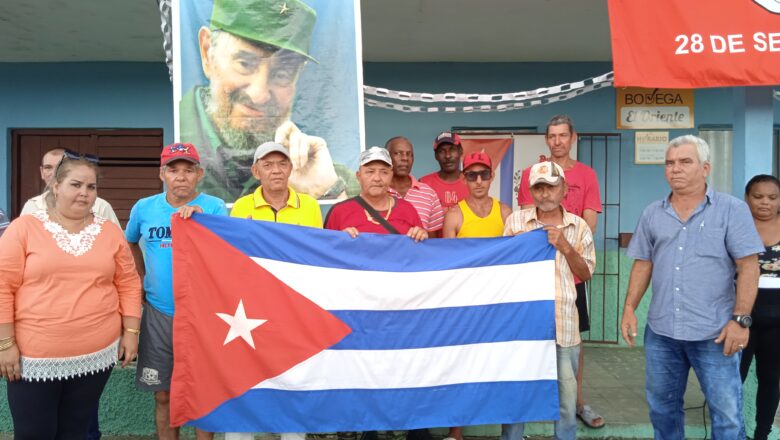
left=388, top=176, right=445, bottom=232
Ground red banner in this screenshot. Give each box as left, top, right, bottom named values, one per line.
left=608, top=0, right=780, bottom=88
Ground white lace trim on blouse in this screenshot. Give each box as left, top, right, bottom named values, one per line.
left=20, top=338, right=119, bottom=381
left=33, top=210, right=105, bottom=257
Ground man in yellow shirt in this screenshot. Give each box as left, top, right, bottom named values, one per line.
left=440, top=151, right=511, bottom=440
left=227, top=141, right=321, bottom=440
left=230, top=142, right=322, bottom=228
left=442, top=151, right=511, bottom=240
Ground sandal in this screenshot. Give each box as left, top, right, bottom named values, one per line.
left=577, top=404, right=605, bottom=428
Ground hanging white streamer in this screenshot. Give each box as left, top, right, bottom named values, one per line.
left=365, top=78, right=612, bottom=113
left=363, top=72, right=614, bottom=103
left=158, top=0, right=173, bottom=82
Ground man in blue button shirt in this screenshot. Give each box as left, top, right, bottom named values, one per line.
left=621, top=135, right=763, bottom=439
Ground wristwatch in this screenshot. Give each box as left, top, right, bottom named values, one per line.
left=732, top=315, right=753, bottom=328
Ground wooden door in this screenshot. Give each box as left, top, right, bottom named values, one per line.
left=11, top=129, right=164, bottom=227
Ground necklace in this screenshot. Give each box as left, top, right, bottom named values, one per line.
left=363, top=196, right=395, bottom=225
left=50, top=208, right=89, bottom=234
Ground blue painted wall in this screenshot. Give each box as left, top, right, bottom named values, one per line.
left=0, top=62, right=174, bottom=212
left=363, top=62, right=762, bottom=232
left=1, top=61, right=778, bottom=233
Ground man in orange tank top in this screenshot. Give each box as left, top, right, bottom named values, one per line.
left=440, top=151, right=511, bottom=440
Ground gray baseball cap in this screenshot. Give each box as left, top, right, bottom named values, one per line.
left=253, top=142, right=290, bottom=162
left=359, top=146, right=392, bottom=167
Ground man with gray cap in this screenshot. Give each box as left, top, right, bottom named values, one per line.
left=325, top=147, right=427, bottom=242
left=180, top=0, right=356, bottom=202
left=230, top=141, right=322, bottom=226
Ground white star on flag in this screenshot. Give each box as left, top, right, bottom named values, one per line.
left=216, top=299, right=267, bottom=349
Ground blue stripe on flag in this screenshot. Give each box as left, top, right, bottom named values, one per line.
left=189, top=380, right=560, bottom=432
left=330, top=301, right=555, bottom=350
left=192, top=214, right=555, bottom=272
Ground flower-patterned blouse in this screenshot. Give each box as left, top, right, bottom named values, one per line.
left=755, top=242, right=780, bottom=319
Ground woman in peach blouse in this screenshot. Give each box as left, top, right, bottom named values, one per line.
left=0, top=155, right=142, bottom=438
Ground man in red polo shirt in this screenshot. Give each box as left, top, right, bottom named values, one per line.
left=420, top=132, right=469, bottom=210
left=325, top=147, right=427, bottom=241
left=516, top=114, right=604, bottom=429
left=386, top=136, right=444, bottom=237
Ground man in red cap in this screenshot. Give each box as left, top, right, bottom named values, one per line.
left=125, top=143, right=227, bottom=440
left=420, top=132, right=469, bottom=210
left=440, top=151, right=511, bottom=440
left=443, top=151, right=512, bottom=239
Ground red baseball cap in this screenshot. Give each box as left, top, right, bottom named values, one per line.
left=462, top=151, right=492, bottom=170
left=433, top=132, right=462, bottom=150
left=161, top=143, right=200, bottom=165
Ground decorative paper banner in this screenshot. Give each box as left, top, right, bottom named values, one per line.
left=608, top=0, right=780, bottom=88
left=173, top=0, right=364, bottom=203
left=616, top=88, right=694, bottom=129
left=634, top=131, right=669, bottom=165
left=364, top=72, right=614, bottom=103
left=366, top=76, right=612, bottom=113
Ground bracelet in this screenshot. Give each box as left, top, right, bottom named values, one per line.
left=125, top=328, right=140, bottom=335
left=0, top=335, right=13, bottom=343
left=0, top=339, right=15, bottom=351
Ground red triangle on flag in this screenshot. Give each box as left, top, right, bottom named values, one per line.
left=169, top=217, right=352, bottom=427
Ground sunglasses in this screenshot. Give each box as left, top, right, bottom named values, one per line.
left=63, top=149, right=100, bottom=163
left=56, top=149, right=100, bottom=173
left=464, top=169, right=492, bottom=182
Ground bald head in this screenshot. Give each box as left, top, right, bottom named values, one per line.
left=40, top=148, right=65, bottom=186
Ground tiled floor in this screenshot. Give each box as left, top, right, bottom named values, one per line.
left=581, top=345, right=707, bottom=426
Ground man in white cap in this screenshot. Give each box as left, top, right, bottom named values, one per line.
left=502, top=161, right=595, bottom=440
left=230, top=142, right=322, bottom=227
left=325, top=146, right=427, bottom=242
left=226, top=142, right=320, bottom=440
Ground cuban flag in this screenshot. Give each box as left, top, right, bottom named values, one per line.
left=169, top=214, right=559, bottom=432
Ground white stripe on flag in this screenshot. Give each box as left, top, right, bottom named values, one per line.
left=251, top=258, right=555, bottom=311
left=759, top=276, right=780, bottom=289
left=254, top=340, right=557, bottom=390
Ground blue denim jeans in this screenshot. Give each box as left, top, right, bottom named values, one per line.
left=644, top=325, right=745, bottom=440
left=501, top=344, right=579, bottom=440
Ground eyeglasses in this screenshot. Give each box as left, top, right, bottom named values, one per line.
left=464, top=169, right=492, bottom=182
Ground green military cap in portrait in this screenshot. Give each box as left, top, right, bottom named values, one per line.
left=209, top=0, right=317, bottom=61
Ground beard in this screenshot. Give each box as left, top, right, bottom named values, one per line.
left=203, top=86, right=291, bottom=151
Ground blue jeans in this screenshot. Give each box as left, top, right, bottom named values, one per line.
left=501, top=344, right=579, bottom=440
left=644, top=325, right=745, bottom=440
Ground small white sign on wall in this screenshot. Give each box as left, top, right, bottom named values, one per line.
left=634, top=131, right=669, bottom=165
